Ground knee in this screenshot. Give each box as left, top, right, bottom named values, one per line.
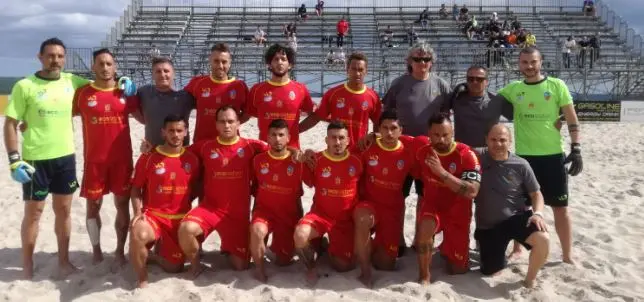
left=130, top=224, right=152, bottom=245
left=417, top=218, right=437, bottom=242
left=250, top=223, right=268, bottom=240
left=530, top=231, right=550, bottom=250
left=178, top=221, right=200, bottom=239
left=353, top=208, right=373, bottom=229
left=293, top=225, right=310, bottom=248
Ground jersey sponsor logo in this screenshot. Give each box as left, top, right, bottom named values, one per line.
left=183, top=162, right=192, bottom=173
left=382, top=167, right=389, bottom=175
left=104, top=104, right=111, bottom=113
left=528, top=103, right=535, bottom=109
left=215, top=96, right=222, bottom=104
left=237, top=147, right=245, bottom=158
left=361, top=100, right=369, bottom=111
left=287, top=165, right=295, bottom=176
left=336, top=98, right=346, bottom=108
left=557, top=194, right=568, bottom=201
left=448, top=162, right=457, bottom=173
left=276, top=100, right=283, bottom=108
left=348, top=165, right=356, bottom=177
left=321, top=167, right=332, bottom=178
left=155, top=163, right=166, bottom=175
left=172, top=252, right=183, bottom=259
left=321, top=188, right=328, bottom=196
left=201, top=88, right=211, bottom=98
left=273, top=174, right=279, bottom=182
left=156, top=185, right=163, bottom=193
left=335, top=176, right=342, bottom=184
left=397, top=159, right=405, bottom=170
left=68, top=180, right=79, bottom=189
left=229, top=90, right=237, bottom=99
left=222, top=158, right=230, bottom=167
left=87, top=95, right=98, bottom=107
left=369, top=175, right=375, bottom=183
left=260, top=162, right=270, bottom=174
left=544, top=91, right=552, bottom=101
left=170, top=172, right=176, bottom=180
left=368, top=155, right=379, bottom=166
left=288, top=91, right=296, bottom=100
left=347, top=107, right=355, bottom=115
left=210, top=149, right=220, bottom=159
left=263, top=92, right=272, bottom=102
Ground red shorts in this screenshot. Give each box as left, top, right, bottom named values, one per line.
left=298, top=212, right=354, bottom=262
left=252, top=209, right=301, bottom=263
left=355, top=202, right=403, bottom=258
left=182, top=206, right=249, bottom=260
left=144, top=211, right=185, bottom=265
left=419, top=197, right=473, bottom=269
left=81, top=160, right=133, bottom=200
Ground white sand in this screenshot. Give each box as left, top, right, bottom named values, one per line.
left=0, top=116, right=643, bottom=302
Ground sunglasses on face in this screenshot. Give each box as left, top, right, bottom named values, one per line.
left=467, top=76, right=487, bottom=83
left=411, top=57, right=432, bottom=63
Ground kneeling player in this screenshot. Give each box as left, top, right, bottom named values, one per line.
left=293, top=121, right=363, bottom=285
left=413, top=113, right=481, bottom=284
left=250, top=119, right=305, bottom=282
left=129, top=115, right=201, bottom=288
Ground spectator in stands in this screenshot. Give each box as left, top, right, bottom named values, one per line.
left=254, top=26, right=267, bottom=47
left=417, top=8, right=430, bottom=30
left=335, top=48, right=346, bottom=65
left=460, top=5, right=469, bottom=16
left=325, top=49, right=335, bottom=65
left=287, top=32, right=298, bottom=52
left=563, top=35, right=576, bottom=68
left=458, top=7, right=470, bottom=23
left=491, top=12, right=499, bottom=25
left=298, top=4, right=307, bottom=21
left=149, top=44, right=161, bottom=61
left=336, top=16, right=350, bottom=48
left=315, top=0, right=324, bottom=17
left=439, top=4, right=448, bottom=19
left=382, top=25, right=394, bottom=47
left=583, top=0, right=596, bottom=17
left=465, top=15, right=478, bottom=40
left=502, top=18, right=510, bottom=30
left=525, top=31, right=536, bottom=47
left=407, top=25, right=418, bottom=46
left=452, top=4, right=459, bottom=21
left=590, top=32, right=601, bottom=62
left=511, top=16, right=522, bottom=31
left=516, top=30, right=527, bottom=48
left=283, top=22, right=297, bottom=37
left=578, top=36, right=590, bottom=68
left=506, top=31, right=518, bottom=48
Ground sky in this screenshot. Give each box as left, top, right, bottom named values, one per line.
left=0, top=0, right=642, bottom=76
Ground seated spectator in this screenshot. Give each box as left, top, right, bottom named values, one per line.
left=506, top=31, right=518, bottom=47
left=254, top=26, right=267, bottom=46
left=583, top=0, right=595, bottom=17
left=516, top=30, right=527, bottom=47
left=283, top=22, right=297, bottom=36
left=563, top=35, right=576, bottom=68
left=491, top=12, right=499, bottom=25
left=298, top=4, right=307, bottom=21
left=288, top=32, right=298, bottom=52
left=325, top=49, right=335, bottom=65
left=460, top=5, right=469, bottom=16
left=315, top=0, right=324, bottom=16
left=335, top=48, right=346, bottom=65
left=452, top=4, right=459, bottom=21
left=511, top=16, right=522, bottom=31
left=382, top=25, right=394, bottom=47
left=525, top=31, right=536, bottom=47
left=502, top=18, right=510, bottom=30
left=439, top=4, right=448, bottom=19
left=417, top=8, right=430, bottom=29
left=407, top=26, right=418, bottom=46
left=465, top=15, right=478, bottom=40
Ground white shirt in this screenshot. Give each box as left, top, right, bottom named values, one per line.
left=563, top=39, right=576, bottom=53
left=255, top=29, right=265, bottom=39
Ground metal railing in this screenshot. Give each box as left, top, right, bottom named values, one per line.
left=595, top=0, right=643, bottom=61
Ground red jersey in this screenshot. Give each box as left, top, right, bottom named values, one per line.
left=246, top=80, right=315, bottom=148
left=359, top=136, right=414, bottom=210
left=337, top=20, right=349, bottom=34
left=303, top=151, right=363, bottom=222
left=184, top=76, right=249, bottom=142
left=315, top=83, right=381, bottom=146
left=73, top=84, right=137, bottom=163
left=190, top=137, right=269, bottom=217
left=414, top=140, right=481, bottom=210
left=252, top=151, right=305, bottom=222
left=132, top=147, right=201, bottom=216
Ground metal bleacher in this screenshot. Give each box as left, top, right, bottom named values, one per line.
left=64, top=0, right=644, bottom=99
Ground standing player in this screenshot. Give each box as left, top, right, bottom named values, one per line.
left=3, top=38, right=91, bottom=279
left=497, top=47, right=582, bottom=264
left=293, top=121, right=362, bottom=285
left=178, top=105, right=269, bottom=276
left=129, top=115, right=200, bottom=288
left=246, top=44, right=315, bottom=148
left=299, top=52, right=381, bottom=146
left=413, top=113, right=481, bottom=284
left=73, top=48, right=137, bottom=267
left=184, top=43, right=250, bottom=142
left=249, top=119, right=305, bottom=282
left=353, top=110, right=413, bottom=287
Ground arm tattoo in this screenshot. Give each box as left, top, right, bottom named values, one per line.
left=416, top=243, right=432, bottom=254
left=457, top=181, right=468, bottom=195
left=568, top=123, right=580, bottom=133
left=440, top=171, right=449, bottom=181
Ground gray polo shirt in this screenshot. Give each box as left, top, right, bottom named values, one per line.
left=441, top=92, right=513, bottom=148
left=137, top=84, right=195, bottom=146
left=474, top=148, right=540, bottom=229
left=382, top=74, right=451, bottom=137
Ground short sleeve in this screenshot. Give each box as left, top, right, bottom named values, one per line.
left=381, top=79, right=399, bottom=110
left=183, top=77, right=199, bottom=96
left=314, top=90, right=332, bottom=119
left=370, top=92, right=382, bottom=124
left=398, top=135, right=415, bottom=147
left=521, top=161, right=541, bottom=193
left=238, top=81, right=250, bottom=111
left=132, top=153, right=150, bottom=188
left=300, top=85, right=315, bottom=113
left=125, top=95, right=140, bottom=114
left=460, top=149, right=482, bottom=182
left=556, top=79, right=573, bottom=107
left=245, top=85, right=259, bottom=117
left=302, top=163, right=314, bottom=187
left=4, top=82, right=27, bottom=121
left=71, top=74, right=91, bottom=89
left=497, top=82, right=513, bottom=104
left=250, top=139, right=270, bottom=155
left=72, top=86, right=84, bottom=116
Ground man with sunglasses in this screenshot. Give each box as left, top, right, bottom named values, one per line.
left=382, top=42, right=451, bottom=255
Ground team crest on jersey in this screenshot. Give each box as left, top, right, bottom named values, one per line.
left=321, top=167, right=332, bottom=178
left=368, top=155, right=378, bottom=166
left=237, top=147, right=245, bottom=158
left=87, top=95, right=98, bottom=107
left=155, top=163, right=166, bottom=175
left=382, top=168, right=389, bottom=176
left=396, top=159, right=405, bottom=170
left=544, top=91, right=552, bottom=101
left=215, top=96, right=222, bottom=104
left=229, top=90, right=237, bottom=99
left=361, top=101, right=369, bottom=111
left=516, top=92, right=525, bottom=102
left=222, top=158, right=229, bottom=167
left=183, top=162, right=192, bottom=173
left=210, top=150, right=220, bottom=159
left=276, top=100, right=283, bottom=108
left=288, top=91, right=296, bottom=100
left=528, top=103, right=535, bottom=109
left=263, top=92, right=272, bottom=102
left=448, top=162, right=457, bottom=173
left=104, top=104, right=111, bottom=113
left=170, top=172, right=176, bottom=180
left=201, top=88, right=211, bottom=98
left=272, top=174, right=279, bottom=182
left=348, top=165, right=356, bottom=177
left=335, top=177, right=342, bottom=185
left=336, top=98, right=346, bottom=108
left=321, top=188, right=328, bottom=196
left=348, top=107, right=355, bottom=116
left=36, top=90, right=46, bottom=101
left=260, top=162, right=270, bottom=174
left=90, top=117, right=98, bottom=124
left=287, top=165, right=295, bottom=176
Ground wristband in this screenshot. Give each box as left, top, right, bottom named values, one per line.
left=571, top=143, right=581, bottom=153
left=532, top=211, right=544, bottom=218
left=8, top=151, right=20, bottom=164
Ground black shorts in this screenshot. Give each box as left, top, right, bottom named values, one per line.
left=521, top=153, right=569, bottom=207
left=474, top=211, right=539, bottom=275
left=23, top=154, right=78, bottom=201
left=402, top=175, right=424, bottom=198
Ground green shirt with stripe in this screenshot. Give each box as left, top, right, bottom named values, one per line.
left=5, top=72, right=90, bottom=160
left=498, top=77, right=573, bottom=156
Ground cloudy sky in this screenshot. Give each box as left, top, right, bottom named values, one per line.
left=0, top=0, right=642, bottom=76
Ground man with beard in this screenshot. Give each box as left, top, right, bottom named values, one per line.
left=246, top=44, right=315, bottom=148
left=129, top=115, right=201, bottom=288
left=184, top=43, right=250, bottom=143
left=73, top=48, right=138, bottom=268
left=249, top=119, right=305, bottom=282
left=413, top=113, right=481, bottom=284
left=299, top=52, right=381, bottom=146
left=496, top=47, right=582, bottom=265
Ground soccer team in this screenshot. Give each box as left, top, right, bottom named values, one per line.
left=3, top=37, right=583, bottom=290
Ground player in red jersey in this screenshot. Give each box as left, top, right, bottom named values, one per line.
left=129, top=115, right=201, bottom=288
left=299, top=52, right=381, bottom=146
left=249, top=119, right=305, bottom=282
left=246, top=43, right=315, bottom=148
left=294, top=121, right=363, bottom=285
left=184, top=43, right=250, bottom=142
left=352, top=110, right=414, bottom=287
left=412, top=113, right=481, bottom=285
left=72, top=48, right=138, bottom=267
left=178, top=105, right=269, bottom=277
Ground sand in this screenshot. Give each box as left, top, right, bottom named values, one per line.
left=0, top=116, right=643, bottom=302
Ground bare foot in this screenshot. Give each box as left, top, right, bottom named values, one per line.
left=305, top=268, right=319, bottom=287
left=188, top=262, right=207, bottom=280
left=253, top=268, right=268, bottom=283
left=507, top=250, right=523, bottom=262
left=110, top=254, right=128, bottom=272
left=136, top=280, right=149, bottom=289
left=357, top=273, right=373, bottom=288
left=447, top=264, right=468, bottom=275
left=563, top=257, right=576, bottom=265
left=418, top=274, right=431, bottom=286
left=92, top=250, right=104, bottom=265
left=523, top=278, right=536, bottom=288
left=23, top=260, right=34, bottom=280
left=55, top=262, right=81, bottom=280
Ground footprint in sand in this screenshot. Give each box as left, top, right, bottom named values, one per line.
left=614, top=193, right=625, bottom=201
left=582, top=260, right=597, bottom=270
left=596, top=233, right=612, bottom=244
left=626, top=189, right=642, bottom=197
left=611, top=208, right=621, bottom=218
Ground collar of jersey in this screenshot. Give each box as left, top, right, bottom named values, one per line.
left=523, top=76, right=548, bottom=85
left=90, top=83, right=117, bottom=92
left=376, top=138, right=401, bottom=152
left=155, top=146, right=185, bottom=157
left=435, top=142, right=457, bottom=156
left=217, top=136, right=240, bottom=145
left=322, top=150, right=350, bottom=162
left=344, top=83, right=366, bottom=94
left=267, top=79, right=290, bottom=86
left=268, top=150, right=291, bottom=160
left=210, top=76, right=235, bottom=84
